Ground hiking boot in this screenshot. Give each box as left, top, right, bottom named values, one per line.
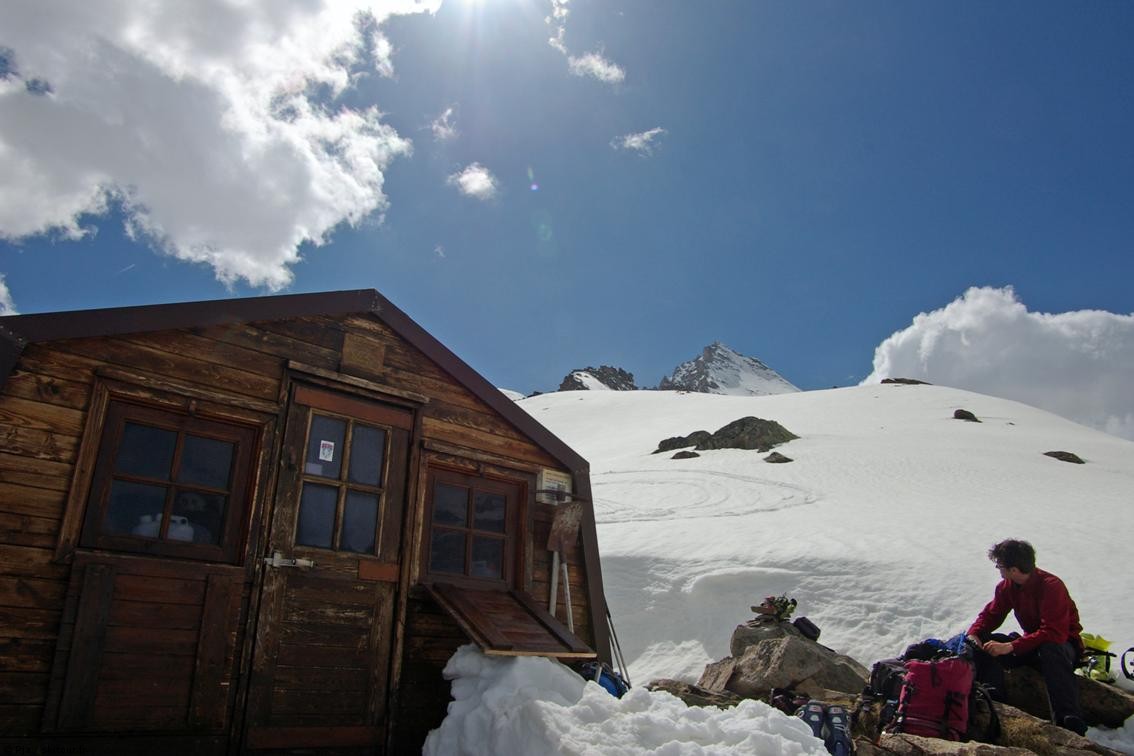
left=1060, top=715, right=1088, bottom=737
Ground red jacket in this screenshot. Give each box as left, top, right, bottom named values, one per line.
left=967, top=568, right=1083, bottom=655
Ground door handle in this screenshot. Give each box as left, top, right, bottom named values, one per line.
left=263, top=550, right=316, bottom=569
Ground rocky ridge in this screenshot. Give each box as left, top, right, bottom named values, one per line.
left=557, top=343, right=797, bottom=396
left=558, top=366, right=638, bottom=392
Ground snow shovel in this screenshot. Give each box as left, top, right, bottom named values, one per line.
left=546, top=499, right=583, bottom=632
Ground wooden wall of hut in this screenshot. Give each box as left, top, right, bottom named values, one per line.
left=0, top=310, right=596, bottom=752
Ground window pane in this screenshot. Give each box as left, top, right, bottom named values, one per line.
left=178, top=435, right=234, bottom=489
left=172, top=490, right=226, bottom=545
left=433, top=483, right=467, bottom=526
left=305, top=415, right=345, bottom=479
left=341, top=491, right=378, bottom=554
left=429, top=529, right=466, bottom=574
left=348, top=425, right=386, bottom=487
left=474, top=492, right=506, bottom=534
left=105, top=480, right=168, bottom=537
left=115, top=423, right=176, bottom=480
left=296, top=483, right=337, bottom=548
left=470, top=537, right=504, bottom=579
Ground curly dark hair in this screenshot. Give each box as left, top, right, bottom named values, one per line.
left=988, top=539, right=1036, bottom=573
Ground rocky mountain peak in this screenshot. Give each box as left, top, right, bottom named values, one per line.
left=658, top=343, right=799, bottom=396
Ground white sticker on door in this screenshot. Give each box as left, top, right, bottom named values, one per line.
left=319, top=440, right=335, bottom=462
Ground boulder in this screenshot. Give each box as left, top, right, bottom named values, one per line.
left=994, top=701, right=1124, bottom=755
left=954, top=409, right=981, bottom=422
left=1044, top=450, right=1086, bottom=464
left=702, top=632, right=869, bottom=699
left=671, top=450, right=701, bottom=460
left=695, top=416, right=799, bottom=452
left=867, top=733, right=1034, bottom=755
left=728, top=615, right=801, bottom=657
left=764, top=451, right=793, bottom=463
left=1002, top=666, right=1134, bottom=728
left=653, top=417, right=799, bottom=454
left=654, top=430, right=712, bottom=454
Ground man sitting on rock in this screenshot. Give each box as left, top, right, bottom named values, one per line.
left=966, top=538, right=1088, bottom=736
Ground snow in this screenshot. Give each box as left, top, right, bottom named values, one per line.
left=423, top=645, right=829, bottom=756
left=429, top=384, right=1134, bottom=754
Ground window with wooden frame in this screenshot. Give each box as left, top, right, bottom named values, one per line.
left=293, top=397, right=398, bottom=555
left=424, top=469, right=518, bottom=585
left=80, top=400, right=258, bottom=563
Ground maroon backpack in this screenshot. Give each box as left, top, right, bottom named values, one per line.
left=890, top=656, right=974, bottom=740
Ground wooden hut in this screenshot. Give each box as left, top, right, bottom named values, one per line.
left=0, top=290, right=611, bottom=754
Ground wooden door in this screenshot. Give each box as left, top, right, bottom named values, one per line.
left=244, top=385, right=412, bottom=753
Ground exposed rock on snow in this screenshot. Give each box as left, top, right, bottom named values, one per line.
left=659, top=342, right=799, bottom=396
left=881, top=377, right=933, bottom=386
left=671, top=450, right=701, bottom=460
left=1044, top=450, right=1086, bottom=464
left=559, top=366, right=637, bottom=391
left=654, top=416, right=799, bottom=454
left=954, top=409, right=981, bottom=422
left=764, top=451, right=793, bottom=463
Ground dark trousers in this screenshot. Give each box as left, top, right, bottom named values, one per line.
left=972, top=633, right=1083, bottom=724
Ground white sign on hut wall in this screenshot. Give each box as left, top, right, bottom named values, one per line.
left=319, top=440, right=335, bottom=462
left=537, top=468, right=572, bottom=504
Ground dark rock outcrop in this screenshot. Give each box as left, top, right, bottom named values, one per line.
left=1044, top=451, right=1085, bottom=465
left=882, top=378, right=932, bottom=386
left=655, top=430, right=713, bottom=454
left=654, top=417, right=798, bottom=454
left=954, top=409, right=981, bottom=422
left=764, top=452, right=793, bottom=464
left=671, top=450, right=700, bottom=460
left=558, top=366, right=637, bottom=391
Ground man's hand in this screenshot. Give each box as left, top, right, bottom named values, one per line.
left=983, top=640, right=1014, bottom=657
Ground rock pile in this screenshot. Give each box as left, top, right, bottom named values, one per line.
left=646, top=612, right=1134, bottom=755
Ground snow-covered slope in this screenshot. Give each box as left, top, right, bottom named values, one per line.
left=519, top=384, right=1134, bottom=686
left=658, top=342, right=799, bottom=396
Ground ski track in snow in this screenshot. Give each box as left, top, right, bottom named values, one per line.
left=591, top=468, right=818, bottom=523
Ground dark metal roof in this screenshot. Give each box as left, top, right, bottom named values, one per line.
left=0, top=289, right=590, bottom=475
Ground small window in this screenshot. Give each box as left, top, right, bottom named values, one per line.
left=294, top=412, right=389, bottom=554
left=425, top=471, right=516, bottom=584
left=81, top=401, right=258, bottom=563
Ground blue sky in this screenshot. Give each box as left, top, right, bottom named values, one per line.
left=1, top=1, right=1133, bottom=406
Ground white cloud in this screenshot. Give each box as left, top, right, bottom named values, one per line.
left=0, top=1, right=441, bottom=290
left=544, top=1, right=624, bottom=85
left=447, top=163, right=498, bottom=201
left=863, top=286, right=1134, bottom=440
left=430, top=106, right=458, bottom=142
left=567, top=53, right=625, bottom=84
left=546, top=0, right=570, bottom=55
left=0, top=274, right=15, bottom=315
left=611, top=127, right=666, bottom=155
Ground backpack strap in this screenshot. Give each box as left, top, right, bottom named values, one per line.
left=971, top=682, right=1001, bottom=743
